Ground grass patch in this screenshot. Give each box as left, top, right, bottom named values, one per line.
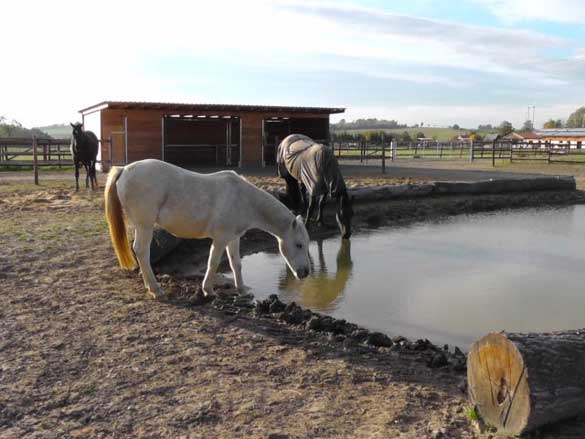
left=465, top=406, right=479, bottom=422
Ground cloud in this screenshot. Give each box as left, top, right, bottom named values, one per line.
left=473, top=0, right=585, bottom=24
left=1, top=0, right=583, bottom=127
left=278, top=2, right=585, bottom=83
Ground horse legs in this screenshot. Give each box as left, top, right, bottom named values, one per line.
left=133, top=225, right=164, bottom=299
left=316, top=194, right=328, bottom=226
left=90, top=161, right=97, bottom=190
left=202, top=240, right=226, bottom=296
left=226, top=238, right=243, bottom=289
left=92, top=163, right=98, bottom=190
left=300, top=184, right=308, bottom=211
left=84, top=163, right=90, bottom=189
left=74, top=160, right=80, bottom=191
left=305, top=195, right=318, bottom=225
left=284, top=175, right=302, bottom=212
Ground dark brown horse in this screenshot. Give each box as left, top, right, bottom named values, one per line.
left=277, top=134, right=353, bottom=239
left=70, top=123, right=98, bottom=191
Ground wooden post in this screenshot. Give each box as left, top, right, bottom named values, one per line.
left=381, top=139, right=386, bottom=174
left=470, top=140, right=474, bottom=162
left=391, top=140, right=396, bottom=162
left=32, top=135, right=39, bottom=185
left=109, top=135, right=113, bottom=168
left=492, top=140, right=496, bottom=167
left=439, top=142, right=443, bottom=159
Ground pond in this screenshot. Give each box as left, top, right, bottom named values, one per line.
left=227, top=205, right=585, bottom=350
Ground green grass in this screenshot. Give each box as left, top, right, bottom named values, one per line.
left=465, top=406, right=479, bottom=422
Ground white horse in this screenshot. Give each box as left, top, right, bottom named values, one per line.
left=104, top=159, right=311, bottom=299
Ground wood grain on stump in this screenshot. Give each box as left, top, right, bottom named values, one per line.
left=468, top=330, right=585, bottom=435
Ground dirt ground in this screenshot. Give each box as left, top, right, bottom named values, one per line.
left=2, top=164, right=585, bottom=438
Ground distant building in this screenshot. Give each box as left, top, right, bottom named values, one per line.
left=502, top=132, right=541, bottom=143
left=484, top=133, right=501, bottom=143
left=534, top=129, right=585, bottom=148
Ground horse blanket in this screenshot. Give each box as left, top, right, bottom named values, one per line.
left=277, top=134, right=346, bottom=197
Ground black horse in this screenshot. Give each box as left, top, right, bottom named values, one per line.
left=277, top=134, right=353, bottom=239
left=70, top=123, right=99, bottom=191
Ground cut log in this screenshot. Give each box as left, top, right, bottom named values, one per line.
left=467, top=330, right=585, bottom=435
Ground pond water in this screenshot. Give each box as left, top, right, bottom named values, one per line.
left=228, top=205, right=585, bottom=350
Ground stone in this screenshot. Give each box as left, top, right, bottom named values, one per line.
left=366, top=332, right=393, bottom=348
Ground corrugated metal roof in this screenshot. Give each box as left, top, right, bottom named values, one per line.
left=79, top=101, right=345, bottom=115
left=504, top=131, right=541, bottom=140
left=535, top=129, right=585, bottom=137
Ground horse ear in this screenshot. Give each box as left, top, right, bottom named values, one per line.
left=291, top=218, right=297, bottom=230
left=70, top=123, right=75, bottom=128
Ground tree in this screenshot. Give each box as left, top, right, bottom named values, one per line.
left=566, top=107, right=585, bottom=128
left=401, top=131, right=412, bottom=143
left=416, top=131, right=425, bottom=139
left=452, top=124, right=460, bottom=130
left=522, top=119, right=534, bottom=132
left=478, top=124, right=493, bottom=130
left=543, top=119, right=563, bottom=129
left=498, top=121, right=514, bottom=136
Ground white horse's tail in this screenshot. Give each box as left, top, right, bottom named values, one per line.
left=104, top=167, right=137, bottom=270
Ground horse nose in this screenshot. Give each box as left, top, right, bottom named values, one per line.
left=298, top=267, right=310, bottom=279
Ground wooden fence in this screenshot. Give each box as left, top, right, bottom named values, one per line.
left=0, top=136, right=114, bottom=186
left=333, top=140, right=585, bottom=171
left=0, top=137, right=72, bottom=167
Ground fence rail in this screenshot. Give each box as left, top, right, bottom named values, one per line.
left=0, top=137, right=73, bottom=168
left=333, top=140, right=585, bottom=170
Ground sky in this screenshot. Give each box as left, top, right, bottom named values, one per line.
left=2, top=0, right=585, bottom=129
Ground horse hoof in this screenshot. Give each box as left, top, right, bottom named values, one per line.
left=147, top=289, right=166, bottom=300
left=190, top=288, right=215, bottom=306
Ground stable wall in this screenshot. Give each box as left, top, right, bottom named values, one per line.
left=99, top=108, right=330, bottom=170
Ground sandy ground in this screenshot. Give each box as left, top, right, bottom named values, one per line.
left=2, top=163, right=585, bottom=438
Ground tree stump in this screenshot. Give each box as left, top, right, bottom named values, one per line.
left=467, top=330, right=585, bottom=435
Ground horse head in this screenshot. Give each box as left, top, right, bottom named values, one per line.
left=278, top=214, right=311, bottom=279
left=336, top=193, right=354, bottom=240
left=70, top=122, right=84, bottom=140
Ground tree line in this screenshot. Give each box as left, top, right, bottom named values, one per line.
left=0, top=117, right=51, bottom=138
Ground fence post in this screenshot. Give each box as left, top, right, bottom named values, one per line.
left=32, top=135, right=39, bottom=185
left=548, top=142, right=551, bottom=164
left=381, top=140, right=386, bottom=174
left=391, top=140, right=396, bottom=162
left=492, top=140, right=496, bottom=167
left=470, top=140, right=474, bottom=163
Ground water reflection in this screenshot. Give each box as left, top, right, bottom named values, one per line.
left=237, top=205, right=585, bottom=349
left=278, top=239, right=353, bottom=311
